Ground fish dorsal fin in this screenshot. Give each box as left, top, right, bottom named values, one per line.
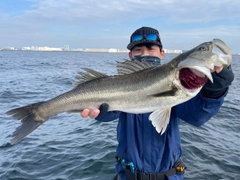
left=74, top=68, right=107, bottom=87
left=149, top=107, right=172, bottom=135
left=117, top=59, right=154, bottom=75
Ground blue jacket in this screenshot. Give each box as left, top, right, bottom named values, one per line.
left=96, top=91, right=226, bottom=180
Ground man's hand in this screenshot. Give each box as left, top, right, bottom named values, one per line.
left=80, top=103, right=109, bottom=119
left=81, top=109, right=100, bottom=119
left=212, top=66, right=224, bottom=73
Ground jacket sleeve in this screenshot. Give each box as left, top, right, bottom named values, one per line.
left=174, top=90, right=226, bottom=127
left=95, top=111, right=120, bottom=122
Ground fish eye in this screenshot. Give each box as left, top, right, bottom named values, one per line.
left=200, top=46, right=208, bottom=51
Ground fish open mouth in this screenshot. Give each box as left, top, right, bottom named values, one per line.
left=179, top=68, right=208, bottom=89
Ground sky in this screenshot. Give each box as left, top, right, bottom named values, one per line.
left=0, top=0, right=240, bottom=53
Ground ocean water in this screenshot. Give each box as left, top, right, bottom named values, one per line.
left=0, top=51, right=239, bottom=180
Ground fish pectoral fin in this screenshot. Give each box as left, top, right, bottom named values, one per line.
left=149, top=107, right=171, bottom=135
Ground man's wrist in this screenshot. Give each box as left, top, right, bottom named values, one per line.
left=201, top=87, right=228, bottom=99
left=97, top=103, right=109, bottom=117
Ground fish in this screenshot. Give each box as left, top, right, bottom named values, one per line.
left=6, top=38, right=232, bottom=145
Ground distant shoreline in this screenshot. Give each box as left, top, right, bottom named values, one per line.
left=1, top=49, right=239, bottom=55
left=0, top=50, right=183, bottom=54
left=0, top=49, right=129, bottom=53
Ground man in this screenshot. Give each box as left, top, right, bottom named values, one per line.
left=81, top=27, right=234, bottom=180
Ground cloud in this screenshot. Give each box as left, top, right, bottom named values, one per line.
left=163, top=25, right=240, bottom=38
left=0, top=0, right=239, bottom=52
left=2, top=0, right=240, bottom=25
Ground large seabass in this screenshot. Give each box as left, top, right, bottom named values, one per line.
left=7, top=39, right=232, bottom=145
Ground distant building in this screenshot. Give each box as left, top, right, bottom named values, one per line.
left=164, top=49, right=183, bottom=54
left=83, top=48, right=108, bottom=52
left=22, top=46, right=62, bottom=51
left=22, top=47, right=31, bottom=50
left=108, top=48, right=118, bottom=53
left=1, top=46, right=17, bottom=50
left=71, top=48, right=83, bottom=51
left=63, top=45, right=70, bottom=51
left=38, top=46, right=62, bottom=51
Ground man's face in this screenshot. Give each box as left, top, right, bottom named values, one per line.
left=129, top=45, right=164, bottom=60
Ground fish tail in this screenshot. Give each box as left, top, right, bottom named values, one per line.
left=6, top=102, right=45, bottom=145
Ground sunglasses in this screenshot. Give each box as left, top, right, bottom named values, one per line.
left=131, top=33, right=158, bottom=42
